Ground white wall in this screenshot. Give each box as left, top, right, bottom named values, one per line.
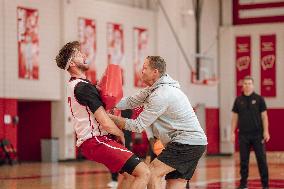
left=0, top=1, right=4, bottom=97
left=0, top=0, right=222, bottom=158
left=63, top=0, right=156, bottom=96
left=221, top=0, right=233, bottom=26
left=157, top=0, right=181, bottom=78
left=156, top=0, right=220, bottom=107
left=99, top=0, right=154, bottom=9
left=52, top=0, right=156, bottom=160
left=219, top=23, right=284, bottom=153
left=1, top=0, right=61, bottom=100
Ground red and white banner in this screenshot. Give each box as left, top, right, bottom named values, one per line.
left=107, top=23, right=124, bottom=66
left=17, top=7, right=39, bottom=80
left=107, top=23, right=124, bottom=84
left=133, top=27, right=148, bottom=87
left=260, top=34, right=276, bottom=97
left=78, top=18, right=97, bottom=84
left=233, top=0, right=284, bottom=25
left=236, top=36, right=251, bottom=96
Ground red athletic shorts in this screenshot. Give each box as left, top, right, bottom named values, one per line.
left=80, top=135, right=140, bottom=173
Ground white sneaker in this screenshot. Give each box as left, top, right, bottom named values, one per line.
left=107, top=181, right=118, bottom=188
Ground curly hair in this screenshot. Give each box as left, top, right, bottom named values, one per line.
left=55, top=41, right=80, bottom=70
left=146, top=56, right=166, bottom=76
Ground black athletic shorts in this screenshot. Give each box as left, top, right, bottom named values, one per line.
left=157, top=142, right=206, bottom=180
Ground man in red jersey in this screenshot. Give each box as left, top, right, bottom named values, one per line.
left=55, top=41, right=150, bottom=189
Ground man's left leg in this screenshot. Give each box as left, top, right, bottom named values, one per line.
left=163, top=155, right=201, bottom=189
left=148, top=158, right=175, bottom=189
left=252, top=136, right=269, bottom=188
left=118, top=172, right=134, bottom=189
left=166, top=178, right=187, bottom=189
left=148, top=143, right=206, bottom=189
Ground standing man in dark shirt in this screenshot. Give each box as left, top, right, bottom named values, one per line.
left=55, top=41, right=150, bottom=189
left=231, top=76, right=270, bottom=189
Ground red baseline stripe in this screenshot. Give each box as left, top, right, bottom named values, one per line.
left=0, top=170, right=108, bottom=180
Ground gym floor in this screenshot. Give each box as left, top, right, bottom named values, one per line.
left=0, top=153, right=283, bottom=189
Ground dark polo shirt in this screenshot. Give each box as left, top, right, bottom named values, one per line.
left=232, top=92, right=267, bottom=135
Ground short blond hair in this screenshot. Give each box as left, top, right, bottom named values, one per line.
left=146, top=56, right=166, bottom=76
left=243, top=76, right=254, bottom=83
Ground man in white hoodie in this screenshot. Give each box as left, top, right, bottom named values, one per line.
left=109, top=56, right=208, bottom=189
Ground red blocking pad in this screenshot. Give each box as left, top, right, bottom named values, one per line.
left=98, top=64, right=123, bottom=110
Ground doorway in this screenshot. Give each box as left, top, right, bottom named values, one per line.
left=18, top=101, right=51, bottom=161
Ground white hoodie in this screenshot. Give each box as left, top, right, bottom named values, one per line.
left=116, top=74, right=208, bottom=147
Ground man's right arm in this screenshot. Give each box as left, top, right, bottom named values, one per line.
left=109, top=93, right=167, bottom=133
left=116, top=89, right=151, bottom=110
left=231, top=98, right=239, bottom=142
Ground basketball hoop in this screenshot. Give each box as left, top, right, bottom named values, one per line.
left=191, top=54, right=219, bottom=85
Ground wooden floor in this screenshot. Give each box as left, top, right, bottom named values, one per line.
left=0, top=153, right=284, bottom=189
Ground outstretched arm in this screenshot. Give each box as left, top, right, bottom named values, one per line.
left=110, top=93, right=167, bottom=133
left=116, top=89, right=151, bottom=110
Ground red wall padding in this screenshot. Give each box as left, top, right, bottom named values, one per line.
left=0, top=99, right=18, bottom=149
left=205, top=108, right=220, bottom=154
left=235, top=108, right=284, bottom=151
left=266, top=109, right=284, bottom=151
left=18, top=101, right=51, bottom=161
left=4, top=99, right=18, bottom=150
left=0, top=99, right=4, bottom=139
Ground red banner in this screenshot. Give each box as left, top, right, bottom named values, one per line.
left=133, top=27, right=148, bottom=87
left=236, top=36, right=251, bottom=96
left=107, top=23, right=124, bottom=65
left=78, top=18, right=97, bottom=84
left=260, top=34, right=276, bottom=97
left=17, top=7, right=39, bottom=80
left=107, top=23, right=124, bottom=84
